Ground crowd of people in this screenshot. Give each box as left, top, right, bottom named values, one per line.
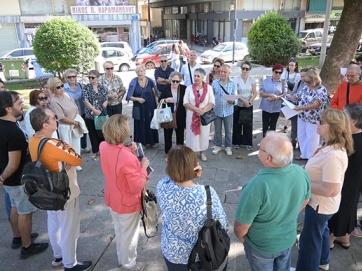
left=1, top=50, right=362, bottom=271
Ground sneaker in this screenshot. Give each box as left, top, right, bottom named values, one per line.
left=12, top=232, right=39, bottom=249
left=225, top=147, right=232, bottom=156
left=81, top=148, right=91, bottom=153
left=245, top=145, right=253, bottom=151
left=352, top=227, right=362, bottom=237
left=64, top=261, right=92, bottom=271
left=233, top=145, right=240, bottom=149
left=152, top=143, right=158, bottom=148
left=319, top=264, right=329, bottom=270
left=200, top=153, right=208, bottom=161
left=52, top=257, right=63, bottom=267
left=90, top=153, right=99, bottom=161
left=20, top=242, right=49, bottom=259
left=212, top=146, right=222, bottom=155
left=121, top=262, right=145, bottom=271
left=76, top=166, right=82, bottom=171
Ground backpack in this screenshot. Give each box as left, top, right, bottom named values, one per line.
left=21, top=138, right=71, bottom=211
left=188, top=185, right=230, bottom=271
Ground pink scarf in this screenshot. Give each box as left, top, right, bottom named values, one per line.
left=191, top=82, right=208, bottom=135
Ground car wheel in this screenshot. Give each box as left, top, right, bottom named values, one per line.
left=145, top=62, right=155, bottom=70
left=119, top=64, right=130, bottom=72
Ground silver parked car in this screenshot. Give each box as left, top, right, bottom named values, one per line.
left=100, top=47, right=136, bottom=72
left=200, top=42, right=249, bottom=64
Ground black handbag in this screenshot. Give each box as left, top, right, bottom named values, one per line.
left=201, top=110, right=217, bottom=126
left=132, top=106, right=141, bottom=120
left=238, top=108, right=253, bottom=125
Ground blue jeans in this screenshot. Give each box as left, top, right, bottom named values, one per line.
left=214, top=114, right=233, bottom=148
left=4, top=190, right=11, bottom=220
left=296, top=205, right=333, bottom=271
left=243, top=240, right=291, bottom=271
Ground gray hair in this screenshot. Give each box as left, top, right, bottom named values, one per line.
left=344, top=103, right=362, bottom=129
left=169, top=71, right=182, bottom=80
left=264, top=131, right=293, bottom=167
left=135, top=65, right=146, bottom=73
left=190, top=50, right=197, bottom=56
left=64, top=68, right=77, bottom=78
left=88, top=69, right=100, bottom=77
left=347, top=64, right=361, bottom=74
left=194, top=68, right=206, bottom=78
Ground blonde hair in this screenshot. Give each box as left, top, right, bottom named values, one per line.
left=103, top=60, right=114, bottom=68
left=135, top=65, right=146, bottom=74
left=47, top=77, right=64, bottom=93
left=305, top=68, right=322, bottom=87
left=64, top=68, right=77, bottom=78
left=321, top=109, right=354, bottom=155
left=102, top=114, right=130, bottom=145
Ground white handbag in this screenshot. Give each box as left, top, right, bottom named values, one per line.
left=156, top=99, right=173, bottom=124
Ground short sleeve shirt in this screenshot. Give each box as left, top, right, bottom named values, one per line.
left=296, top=85, right=328, bottom=124
left=99, top=74, right=126, bottom=106
left=82, top=83, right=108, bottom=119
left=233, top=75, right=256, bottom=107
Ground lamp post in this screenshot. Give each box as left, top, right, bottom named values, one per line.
left=232, top=0, right=237, bottom=64
left=319, top=0, right=332, bottom=68
left=148, top=0, right=151, bottom=43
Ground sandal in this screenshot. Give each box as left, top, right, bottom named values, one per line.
left=200, top=154, right=207, bottom=162
left=334, top=240, right=350, bottom=249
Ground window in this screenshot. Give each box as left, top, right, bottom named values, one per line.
left=224, top=45, right=232, bottom=52
left=10, top=50, right=23, bottom=57
left=24, top=49, right=34, bottom=56
left=307, top=33, right=315, bottom=39
left=315, top=31, right=322, bottom=38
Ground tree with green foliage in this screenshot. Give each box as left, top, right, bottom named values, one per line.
left=247, top=12, right=302, bottom=67
left=33, top=18, right=100, bottom=77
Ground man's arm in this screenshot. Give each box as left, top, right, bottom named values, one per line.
left=299, top=199, right=309, bottom=212
left=234, top=221, right=251, bottom=243
left=0, top=151, right=21, bottom=186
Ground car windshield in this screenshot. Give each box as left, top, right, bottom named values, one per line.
left=297, top=32, right=308, bottom=39
left=212, top=44, right=227, bottom=52
left=150, top=46, right=161, bottom=55
left=146, top=41, right=157, bottom=48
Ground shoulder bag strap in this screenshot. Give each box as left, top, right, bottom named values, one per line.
left=346, top=83, right=350, bottom=105
left=188, top=64, right=193, bottom=84
left=37, top=138, right=49, bottom=161
left=219, top=84, right=229, bottom=95
left=205, top=185, right=212, bottom=220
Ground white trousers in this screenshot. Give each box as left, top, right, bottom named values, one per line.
left=47, top=197, right=80, bottom=269
left=109, top=209, right=140, bottom=269
left=297, top=118, right=320, bottom=159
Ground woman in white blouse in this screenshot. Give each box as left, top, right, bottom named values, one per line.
left=232, top=61, right=257, bottom=151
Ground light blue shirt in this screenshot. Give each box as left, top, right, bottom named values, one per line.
left=212, top=78, right=237, bottom=117
left=157, top=176, right=228, bottom=264
left=259, top=77, right=286, bottom=113
left=64, top=82, right=85, bottom=115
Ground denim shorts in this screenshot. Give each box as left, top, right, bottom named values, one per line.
left=4, top=185, right=37, bottom=215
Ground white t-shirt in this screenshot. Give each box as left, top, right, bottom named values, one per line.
left=233, top=75, right=256, bottom=107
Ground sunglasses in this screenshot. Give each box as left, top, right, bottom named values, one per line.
left=172, top=80, right=180, bottom=83
left=37, top=96, right=48, bottom=101
left=105, top=67, right=114, bottom=70
left=274, top=71, right=283, bottom=75
left=214, top=64, right=220, bottom=68
left=242, top=67, right=250, bottom=71
left=55, top=84, right=64, bottom=89
left=160, top=60, right=167, bottom=63
left=88, top=76, right=97, bottom=80
left=67, top=75, right=76, bottom=79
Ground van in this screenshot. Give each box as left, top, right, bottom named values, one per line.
left=297, top=28, right=324, bottom=51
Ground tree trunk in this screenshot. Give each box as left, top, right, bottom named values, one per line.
left=320, top=0, right=362, bottom=94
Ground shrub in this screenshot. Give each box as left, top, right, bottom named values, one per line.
left=247, top=12, right=302, bottom=67
left=33, top=18, right=100, bottom=77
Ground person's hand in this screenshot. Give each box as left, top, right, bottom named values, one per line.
left=138, top=98, right=146, bottom=104
left=194, top=164, right=203, bottom=178
left=102, top=101, right=108, bottom=108
left=93, top=109, right=102, bottom=116
left=141, top=157, right=150, bottom=169
left=196, top=108, right=205, bottom=116
left=65, top=163, right=72, bottom=171
left=243, top=101, right=252, bottom=108
left=127, top=142, right=137, bottom=152
left=227, top=100, right=234, bottom=105
left=74, top=121, right=79, bottom=127
left=156, top=77, right=164, bottom=84
left=294, top=106, right=302, bottom=111
left=113, top=94, right=118, bottom=101
left=118, top=90, right=126, bottom=99
left=166, top=97, right=175, bottom=103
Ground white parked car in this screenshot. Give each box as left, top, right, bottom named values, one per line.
left=100, top=42, right=133, bottom=57
left=200, top=42, right=249, bottom=64
left=0, top=48, right=35, bottom=69
left=100, top=47, right=136, bottom=72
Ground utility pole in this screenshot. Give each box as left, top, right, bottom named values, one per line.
left=319, top=0, right=332, bottom=68
left=148, top=0, right=151, bottom=43
left=232, top=0, right=237, bottom=64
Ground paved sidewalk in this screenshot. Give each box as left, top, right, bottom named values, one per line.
left=1, top=81, right=362, bottom=271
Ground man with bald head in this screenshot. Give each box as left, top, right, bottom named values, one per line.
left=331, top=64, right=362, bottom=110
left=234, top=132, right=310, bottom=271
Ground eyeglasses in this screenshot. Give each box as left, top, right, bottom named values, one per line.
left=160, top=60, right=167, bottom=63
left=55, top=84, right=64, bottom=89
left=259, top=147, right=271, bottom=157
left=172, top=80, right=180, bottom=83
left=37, top=96, right=48, bottom=101
left=42, top=115, right=57, bottom=126
left=88, top=76, right=97, bottom=80
left=346, top=74, right=358, bottom=77
left=274, top=71, right=283, bottom=75
left=105, top=67, right=114, bottom=70
left=214, top=64, right=220, bottom=68
left=194, top=74, right=201, bottom=77
left=304, top=80, right=313, bottom=85
left=67, top=76, right=76, bottom=79
left=242, top=67, right=250, bottom=71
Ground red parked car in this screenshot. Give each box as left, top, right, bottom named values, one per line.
left=135, top=43, right=173, bottom=69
